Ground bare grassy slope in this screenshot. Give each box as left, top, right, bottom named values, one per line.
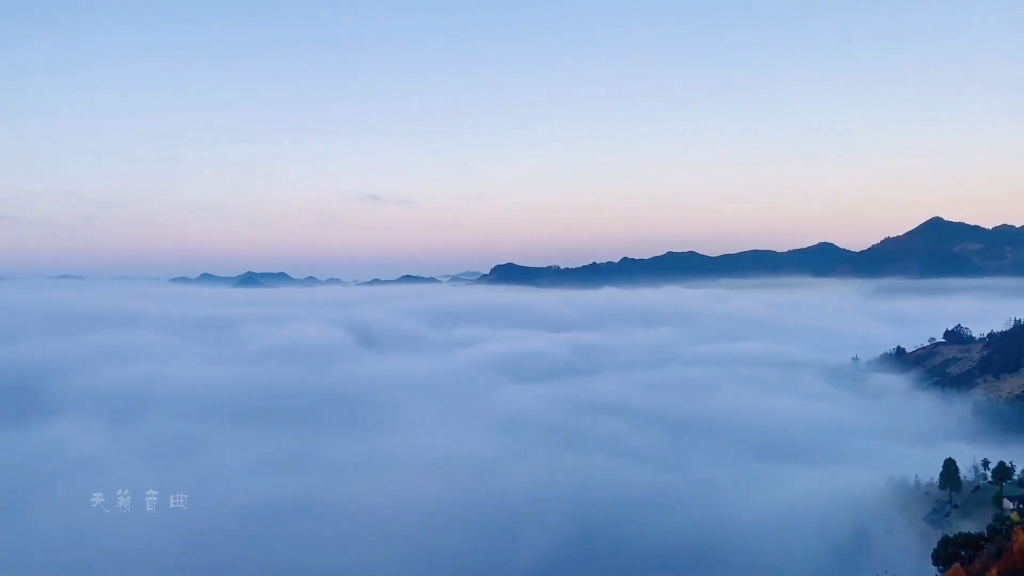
left=876, top=321, right=1024, bottom=400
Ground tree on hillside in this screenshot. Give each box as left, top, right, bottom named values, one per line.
left=940, top=458, right=964, bottom=505
left=877, top=345, right=909, bottom=366
left=943, top=324, right=976, bottom=345
left=974, top=455, right=991, bottom=481
left=931, top=515, right=1024, bottom=576
left=976, top=322, right=1024, bottom=377
left=928, top=337, right=938, bottom=344
left=931, top=530, right=988, bottom=574
left=992, top=461, right=1015, bottom=503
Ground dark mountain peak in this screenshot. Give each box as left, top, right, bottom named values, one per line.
left=919, top=215, right=953, bottom=226
left=358, top=275, right=442, bottom=286
left=648, top=250, right=711, bottom=263
left=443, top=270, right=484, bottom=280
left=488, top=263, right=523, bottom=272
left=784, top=242, right=854, bottom=259
left=172, top=271, right=337, bottom=288
left=240, top=271, right=294, bottom=280
left=800, top=241, right=844, bottom=251
left=855, top=218, right=1024, bottom=275
left=865, top=217, right=997, bottom=254
left=233, top=276, right=273, bottom=289
left=908, top=216, right=983, bottom=235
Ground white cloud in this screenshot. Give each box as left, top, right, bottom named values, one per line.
left=355, top=193, right=413, bottom=206
left=1, top=278, right=1024, bottom=575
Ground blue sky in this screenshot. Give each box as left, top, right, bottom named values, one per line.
left=1, top=1, right=1021, bottom=279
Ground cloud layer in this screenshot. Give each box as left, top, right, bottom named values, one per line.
left=3, top=278, right=1024, bottom=575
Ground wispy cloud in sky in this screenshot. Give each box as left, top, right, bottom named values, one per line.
left=355, top=193, right=413, bottom=206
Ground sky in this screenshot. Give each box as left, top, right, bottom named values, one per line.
left=1, top=1, right=1022, bottom=279
left=4, top=277, right=1024, bottom=575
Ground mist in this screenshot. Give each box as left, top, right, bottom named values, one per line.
left=3, top=278, right=1024, bottom=576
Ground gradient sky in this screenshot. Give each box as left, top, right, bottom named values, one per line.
left=2, top=1, right=1022, bottom=279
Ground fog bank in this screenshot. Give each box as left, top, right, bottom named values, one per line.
left=2, top=278, right=1024, bottom=575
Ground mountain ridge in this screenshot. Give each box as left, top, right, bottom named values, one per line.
left=475, top=217, right=1024, bottom=287
left=165, top=217, right=1024, bottom=289
left=170, top=271, right=346, bottom=288
left=169, top=271, right=443, bottom=288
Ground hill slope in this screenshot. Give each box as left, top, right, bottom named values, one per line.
left=873, top=320, right=1024, bottom=400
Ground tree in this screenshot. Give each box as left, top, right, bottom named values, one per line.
left=976, top=322, right=1024, bottom=377
left=928, top=337, right=938, bottom=344
left=982, top=526, right=1024, bottom=576
left=877, top=345, right=909, bottom=366
left=940, top=457, right=965, bottom=505
left=982, top=458, right=993, bottom=474
left=931, top=531, right=988, bottom=573
left=993, top=461, right=1015, bottom=503
left=943, top=324, right=976, bottom=345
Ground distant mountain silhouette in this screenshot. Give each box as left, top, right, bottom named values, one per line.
left=445, top=276, right=475, bottom=284
left=476, top=217, right=1024, bottom=287
left=170, top=271, right=444, bottom=288
left=436, top=271, right=485, bottom=282
left=168, top=218, right=1024, bottom=289
left=232, top=276, right=274, bottom=289
left=357, top=275, right=442, bottom=286
left=170, top=271, right=344, bottom=287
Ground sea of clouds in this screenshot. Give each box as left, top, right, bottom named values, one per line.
left=3, top=278, right=1024, bottom=576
